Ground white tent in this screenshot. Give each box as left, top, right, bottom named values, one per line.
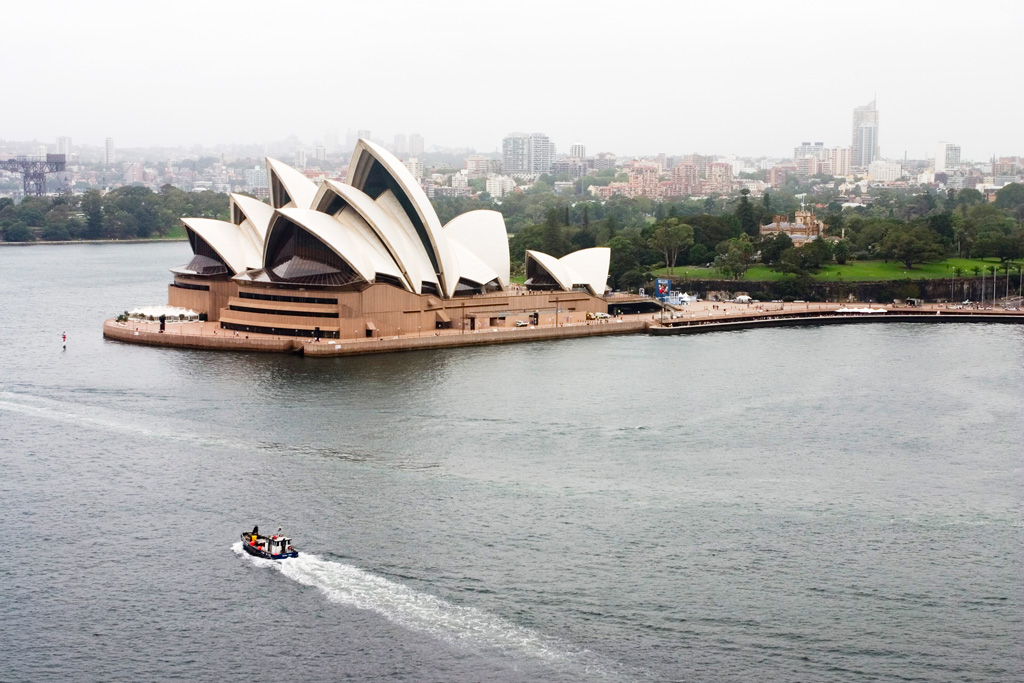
left=128, top=306, right=200, bottom=321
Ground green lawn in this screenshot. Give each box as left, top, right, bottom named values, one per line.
left=655, top=258, right=1022, bottom=282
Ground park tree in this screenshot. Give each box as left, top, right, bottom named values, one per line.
left=993, top=183, right=1024, bottom=216
left=2, top=220, right=33, bottom=242
left=647, top=218, right=694, bottom=274
left=735, top=188, right=758, bottom=236
left=81, top=189, right=103, bottom=239
left=758, top=231, right=793, bottom=266
left=880, top=224, right=944, bottom=268
left=713, top=235, right=755, bottom=280
left=833, top=239, right=851, bottom=265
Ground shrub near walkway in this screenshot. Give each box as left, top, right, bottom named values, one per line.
left=655, top=258, right=1022, bottom=283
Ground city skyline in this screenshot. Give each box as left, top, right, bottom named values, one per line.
left=3, top=1, right=1021, bottom=161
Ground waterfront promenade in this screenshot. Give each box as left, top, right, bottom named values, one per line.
left=103, top=299, right=1024, bottom=357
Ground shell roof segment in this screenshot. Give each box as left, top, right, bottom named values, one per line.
left=347, top=139, right=459, bottom=297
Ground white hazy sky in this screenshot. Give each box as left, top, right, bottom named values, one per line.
left=3, top=0, right=1021, bottom=161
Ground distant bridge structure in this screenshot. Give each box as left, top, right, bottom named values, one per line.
left=0, top=154, right=67, bottom=196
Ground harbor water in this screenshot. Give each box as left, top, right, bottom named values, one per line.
left=2, top=242, right=1022, bottom=681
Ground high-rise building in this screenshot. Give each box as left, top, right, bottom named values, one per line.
left=314, top=146, right=326, bottom=162
left=404, top=157, right=423, bottom=180
left=502, top=132, right=556, bottom=175
left=56, top=136, right=71, bottom=156
left=409, top=133, right=424, bottom=156
left=104, top=137, right=116, bottom=165
left=826, top=147, right=852, bottom=177
left=394, top=133, right=408, bottom=155
left=935, top=142, right=961, bottom=172
left=296, top=149, right=307, bottom=168
left=357, top=129, right=371, bottom=142
left=851, top=99, right=880, bottom=168
left=569, top=142, right=586, bottom=159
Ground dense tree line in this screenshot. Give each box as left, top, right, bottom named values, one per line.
left=4, top=179, right=1023, bottom=294
left=0, top=185, right=230, bottom=242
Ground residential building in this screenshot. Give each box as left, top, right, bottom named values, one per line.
left=404, top=157, right=424, bottom=180
left=795, top=156, right=821, bottom=179
left=704, top=162, right=734, bottom=193
left=464, top=155, right=493, bottom=178
left=592, top=152, right=617, bottom=171
left=502, top=132, right=555, bottom=176
left=569, top=142, right=586, bottom=159
left=825, top=147, right=852, bottom=177
left=485, top=174, right=517, bottom=198
left=56, top=136, right=72, bottom=156
left=868, top=160, right=903, bottom=182
left=105, top=137, right=116, bottom=165
left=296, top=149, right=307, bottom=168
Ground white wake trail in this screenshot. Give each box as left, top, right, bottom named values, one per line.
left=231, top=542, right=614, bottom=676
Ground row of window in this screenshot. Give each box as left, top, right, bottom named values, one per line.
left=220, top=322, right=340, bottom=339
left=238, top=291, right=338, bottom=305
left=228, top=305, right=339, bottom=319
left=171, top=282, right=210, bottom=291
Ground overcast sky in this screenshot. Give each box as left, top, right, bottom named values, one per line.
left=4, top=0, right=1021, bottom=161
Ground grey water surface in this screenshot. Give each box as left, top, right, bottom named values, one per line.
left=2, top=243, right=1021, bottom=682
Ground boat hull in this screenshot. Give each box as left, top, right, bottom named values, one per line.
left=241, top=533, right=299, bottom=560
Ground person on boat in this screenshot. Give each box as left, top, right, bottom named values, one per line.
left=250, top=525, right=259, bottom=543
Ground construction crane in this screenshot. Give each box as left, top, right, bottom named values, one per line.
left=0, top=154, right=67, bottom=196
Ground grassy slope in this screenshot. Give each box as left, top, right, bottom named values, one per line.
left=654, top=258, right=1022, bottom=282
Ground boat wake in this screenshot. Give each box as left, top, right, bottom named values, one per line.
left=230, top=543, right=620, bottom=678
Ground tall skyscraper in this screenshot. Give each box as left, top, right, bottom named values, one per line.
left=409, top=133, right=424, bottom=156
left=502, top=132, right=555, bottom=175
left=104, top=137, right=116, bottom=165
left=296, top=149, right=307, bottom=167
left=935, top=142, right=961, bottom=172
left=56, top=136, right=72, bottom=156
left=851, top=99, right=880, bottom=168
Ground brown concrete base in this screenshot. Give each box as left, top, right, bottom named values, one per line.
left=103, top=320, right=301, bottom=353
left=303, top=321, right=649, bottom=356
left=103, top=319, right=648, bottom=356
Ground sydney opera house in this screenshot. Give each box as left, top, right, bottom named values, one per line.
left=164, top=139, right=612, bottom=340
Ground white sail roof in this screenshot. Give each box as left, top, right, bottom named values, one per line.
left=314, top=180, right=429, bottom=293
left=181, top=217, right=252, bottom=275
left=560, top=247, right=611, bottom=296
left=268, top=209, right=376, bottom=284
left=266, top=158, right=317, bottom=209
left=230, top=193, right=275, bottom=242
left=444, top=210, right=510, bottom=289
left=525, top=247, right=610, bottom=296
left=347, top=139, right=459, bottom=297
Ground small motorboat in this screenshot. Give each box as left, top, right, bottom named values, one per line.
left=241, top=526, right=298, bottom=560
